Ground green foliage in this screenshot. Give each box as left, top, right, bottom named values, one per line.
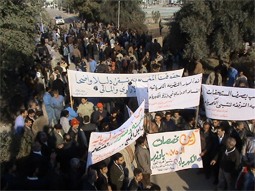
left=0, top=0, right=42, bottom=121
left=0, top=131, right=20, bottom=163
left=232, top=51, right=255, bottom=88
left=152, top=11, right=161, bottom=24
left=99, top=0, right=145, bottom=25
left=63, top=0, right=145, bottom=27
left=165, top=0, right=255, bottom=61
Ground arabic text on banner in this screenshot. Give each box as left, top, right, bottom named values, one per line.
left=202, top=85, right=255, bottom=120
left=68, top=69, right=184, bottom=97
left=148, top=74, right=202, bottom=112
left=147, top=129, right=203, bottom=175
left=135, top=69, right=182, bottom=109
left=87, top=101, right=145, bottom=167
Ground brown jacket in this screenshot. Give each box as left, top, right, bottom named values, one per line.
left=193, top=61, right=203, bottom=75
left=73, top=48, right=81, bottom=58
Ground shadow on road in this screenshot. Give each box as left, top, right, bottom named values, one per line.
left=177, top=169, right=215, bottom=190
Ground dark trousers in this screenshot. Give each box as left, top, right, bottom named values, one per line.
left=213, top=162, right=220, bottom=182
left=202, top=153, right=212, bottom=177
left=217, top=168, right=236, bottom=191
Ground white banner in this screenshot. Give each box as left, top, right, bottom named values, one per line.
left=87, top=101, right=145, bottom=166
left=136, top=81, right=149, bottom=109
left=67, top=69, right=183, bottom=97
left=147, top=129, right=203, bottom=175
left=135, top=69, right=182, bottom=109
left=202, top=85, right=255, bottom=120
left=148, top=74, right=202, bottom=112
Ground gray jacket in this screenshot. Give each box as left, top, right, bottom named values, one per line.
left=135, top=144, right=151, bottom=174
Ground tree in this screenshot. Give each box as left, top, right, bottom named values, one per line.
left=165, top=0, right=255, bottom=61
left=65, top=0, right=146, bottom=31
left=99, top=0, right=145, bottom=25
left=0, top=0, right=43, bottom=121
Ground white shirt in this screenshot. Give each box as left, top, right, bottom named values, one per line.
left=218, top=134, right=224, bottom=144
left=33, top=151, right=42, bottom=156
left=60, top=117, right=70, bottom=133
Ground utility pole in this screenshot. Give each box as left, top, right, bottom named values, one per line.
left=118, top=1, right=120, bottom=29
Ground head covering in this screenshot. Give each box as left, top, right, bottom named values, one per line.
left=70, top=158, right=80, bottom=168
left=71, top=118, right=80, bottom=126
left=97, top=103, right=103, bottom=108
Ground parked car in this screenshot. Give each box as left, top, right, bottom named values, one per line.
left=54, top=16, right=65, bottom=25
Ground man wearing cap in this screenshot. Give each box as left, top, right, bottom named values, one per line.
left=92, top=103, right=109, bottom=129
left=68, top=119, right=80, bottom=142
left=77, top=98, right=95, bottom=118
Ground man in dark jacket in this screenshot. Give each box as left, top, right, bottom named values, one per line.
left=82, top=168, right=98, bottom=190
left=211, top=126, right=229, bottom=184
left=52, top=74, right=65, bottom=96
left=95, top=161, right=109, bottom=191
left=200, top=122, right=213, bottom=178
left=109, top=153, right=126, bottom=191
left=153, top=113, right=168, bottom=132
left=211, top=137, right=240, bottom=191
left=128, top=168, right=143, bottom=191
left=162, top=112, right=176, bottom=131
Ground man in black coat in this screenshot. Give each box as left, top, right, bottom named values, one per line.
left=128, top=168, right=143, bottom=191
left=211, top=137, right=240, bottom=190
left=28, top=141, right=56, bottom=177
left=82, top=168, right=98, bottom=190
left=109, top=153, right=127, bottom=191
left=211, top=126, right=229, bottom=184
left=95, top=161, right=109, bottom=191
left=153, top=113, right=168, bottom=132
left=200, top=122, right=213, bottom=178
left=52, top=74, right=65, bottom=96
left=57, top=134, right=79, bottom=174
left=162, top=112, right=176, bottom=131
left=80, top=115, right=98, bottom=144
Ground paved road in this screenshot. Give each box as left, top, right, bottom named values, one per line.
left=151, top=168, right=215, bottom=191
left=142, top=5, right=181, bottom=18
left=45, top=7, right=79, bottom=24
left=45, top=7, right=216, bottom=191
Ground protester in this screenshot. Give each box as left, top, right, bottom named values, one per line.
left=6, top=15, right=255, bottom=191
left=135, top=135, right=151, bottom=189
left=109, top=153, right=127, bottom=191
left=14, top=109, right=28, bottom=134
left=128, top=168, right=143, bottom=191
left=227, top=64, right=238, bottom=86
left=211, top=137, right=240, bottom=191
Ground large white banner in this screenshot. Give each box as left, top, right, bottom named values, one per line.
left=202, top=85, right=255, bottom=120
left=147, top=129, right=203, bottom=175
left=135, top=69, right=183, bottom=109
left=148, top=74, right=202, bottom=112
left=87, top=101, right=145, bottom=166
left=68, top=69, right=183, bottom=97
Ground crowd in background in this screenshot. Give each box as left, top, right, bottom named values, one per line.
left=1, top=20, right=254, bottom=191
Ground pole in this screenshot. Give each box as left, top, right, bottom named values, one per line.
left=118, top=1, right=120, bottom=29
left=67, top=70, right=73, bottom=109
left=194, top=105, right=199, bottom=128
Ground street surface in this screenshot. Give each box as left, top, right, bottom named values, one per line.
left=45, top=7, right=216, bottom=191
left=45, top=7, right=79, bottom=24
left=143, top=5, right=181, bottom=18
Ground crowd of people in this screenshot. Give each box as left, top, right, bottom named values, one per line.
left=1, top=19, right=254, bottom=191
